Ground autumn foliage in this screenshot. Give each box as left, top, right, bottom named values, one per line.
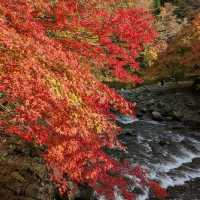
left=0, top=0, right=166, bottom=199
left=148, top=11, right=200, bottom=81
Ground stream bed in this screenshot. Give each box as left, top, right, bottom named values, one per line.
left=115, top=82, right=200, bottom=200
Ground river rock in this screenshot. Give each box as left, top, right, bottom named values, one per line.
left=152, top=111, right=162, bottom=121
left=141, top=107, right=147, bottom=113
left=171, top=111, right=183, bottom=121
left=185, top=101, right=196, bottom=109
left=157, top=102, right=166, bottom=109
left=137, top=111, right=143, bottom=118
left=161, top=105, right=173, bottom=116
left=147, top=99, right=155, bottom=106
left=159, top=140, right=168, bottom=146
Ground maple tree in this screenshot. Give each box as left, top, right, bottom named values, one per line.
left=0, top=0, right=167, bottom=199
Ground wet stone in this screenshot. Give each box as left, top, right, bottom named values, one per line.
left=141, top=107, right=147, bottom=113
left=137, top=111, right=143, bottom=118
left=171, top=111, right=183, bottom=121
left=185, top=101, right=196, bottom=109
left=157, top=102, right=166, bottom=109
left=147, top=99, right=155, bottom=106
left=159, top=140, right=168, bottom=146
left=152, top=111, right=163, bottom=121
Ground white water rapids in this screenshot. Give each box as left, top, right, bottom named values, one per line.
left=115, top=116, right=200, bottom=200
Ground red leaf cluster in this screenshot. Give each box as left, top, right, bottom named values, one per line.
left=0, top=0, right=165, bottom=199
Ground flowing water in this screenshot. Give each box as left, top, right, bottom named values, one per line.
left=116, top=116, right=200, bottom=200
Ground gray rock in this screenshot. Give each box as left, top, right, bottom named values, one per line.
left=152, top=111, right=162, bottom=121
left=166, top=116, right=173, bottom=121
left=171, top=111, right=183, bottom=121
left=186, top=101, right=196, bottom=109
left=147, top=99, right=155, bottom=106
left=137, top=111, right=143, bottom=118
left=162, top=105, right=173, bottom=116
left=141, top=107, right=147, bottom=113
left=149, top=105, right=155, bottom=112
left=157, top=102, right=166, bottom=109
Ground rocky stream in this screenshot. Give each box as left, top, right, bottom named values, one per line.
left=0, top=81, right=200, bottom=200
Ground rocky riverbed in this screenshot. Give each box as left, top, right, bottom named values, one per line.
left=0, top=81, right=200, bottom=200
left=118, top=81, right=200, bottom=200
